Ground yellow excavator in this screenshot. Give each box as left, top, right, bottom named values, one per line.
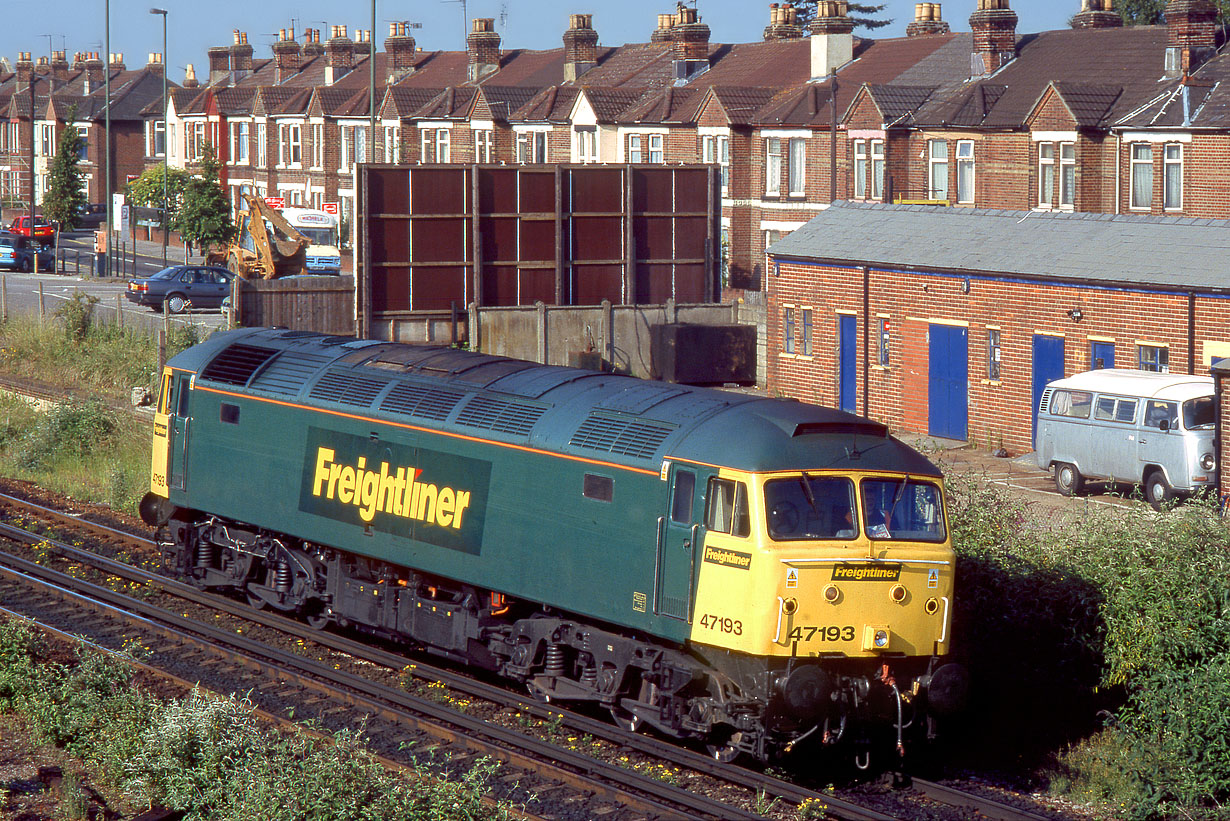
left=221, top=195, right=311, bottom=279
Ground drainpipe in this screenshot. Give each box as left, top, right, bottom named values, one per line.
left=1188, top=292, right=1196, bottom=375
left=830, top=69, right=838, bottom=201
left=862, top=265, right=869, bottom=417
left=1114, top=132, right=1121, bottom=215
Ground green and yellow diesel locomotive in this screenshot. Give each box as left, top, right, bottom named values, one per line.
left=141, top=328, right=966, bottom=762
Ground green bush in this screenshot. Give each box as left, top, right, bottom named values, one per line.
left=17, top=399, right=117, bottom=469
left=53, top=290, right=100, bottom=345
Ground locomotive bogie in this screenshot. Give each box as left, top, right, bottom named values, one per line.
left=141, top=329, right=964, bottom=761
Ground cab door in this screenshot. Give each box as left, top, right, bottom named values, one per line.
left=655, top=465, right=704, bottom=622
left=167, top=373, right=192, bottom=491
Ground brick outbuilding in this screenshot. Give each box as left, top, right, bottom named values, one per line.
left=767, top=202, right=1230, bottom=456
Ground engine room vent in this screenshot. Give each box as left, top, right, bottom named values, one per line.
left=248, top=352, right=331, bottom=396
left=380, top=382, right=466, bottom=421
left=570, top=414, right=675, bottom=459
left=309, top=371, right=388, bottom=407
left=199, top=344, right=279, bottom=387
left=456, top=395, right=548, bottom=436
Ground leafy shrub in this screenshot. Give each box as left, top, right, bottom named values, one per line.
left=16, top=399, right=117, bottom=469
left=53, top=290, right=99, bottom=344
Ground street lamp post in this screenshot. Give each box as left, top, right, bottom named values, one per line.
left=104, top=0, right=110, bottom=276
left=150, top=8, right=168, bottom=265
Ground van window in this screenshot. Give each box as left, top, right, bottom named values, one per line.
left=1184, top=397, right=1215, bottom=430
left=1050, top=389, right=1092, bottom=418
left=1144, top=400, right=1178, bottom=430
left=1095, top=396, right=1137, bottom=423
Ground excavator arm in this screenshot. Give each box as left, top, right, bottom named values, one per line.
left=227, top=195, right=311, bottom=279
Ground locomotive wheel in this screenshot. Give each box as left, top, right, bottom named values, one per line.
left=706, top=733, right=743, bottom=763
left=245, top=589, right=267, bottom=610
left=303, top=602, right=332, bottom=630
left=1054, top=462, right=1084, bottom=496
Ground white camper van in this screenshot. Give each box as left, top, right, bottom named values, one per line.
left=281, top=208, right=342, bottom=274
left=1035, top=369, right=1216, bottom=508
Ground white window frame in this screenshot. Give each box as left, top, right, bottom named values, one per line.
left=1130, top=143, right=1153, bottom=210
left=788, top=137, right=806, bottom=197
left=311, top=123, right=324, bottom=169
left=928, top=139, right=947, bottom=200
left=628, top=134, right=642, bottom=163
left=871, top=139, right=885, bottom=200
left=384, top=125, right=399, bottom=163
left=765, top=137, right=782, bottom=196
left=956, top=140, right=974, bottom=204
left=576, top=127, right=598, bottom=163
left=1038, top=142, right=1055, bottom=207
left=435, top=129, right=451, bottom=163
left=475, top=129, right=493, bottom=163
left=256, top=122, right=267, bottom=168
left=231, top=122, right=249, bottom=165
left=1164, top=143, right=1182, bottom=211
left=1059, top=142, right=1075, bottom=208
left=150, top=120, right=166, bottom=158
left=648, top=133, right=664, bottom=164
left=854, top=140, right=867, bottom=199
left=783, top=306, right=795, bottom=354
left=420, top=128, right=431, bottom=163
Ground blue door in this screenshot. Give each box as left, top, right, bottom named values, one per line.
left=1032, top=335, right=1066, bottom=447
left=1091, top=341, right=1114, bottom=370
left=928, top=324, right=968, bottom=441
left=838, top=314, right=857, bottom=413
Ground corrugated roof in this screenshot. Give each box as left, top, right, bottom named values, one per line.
left=769, top=201, right=1230, bottom=292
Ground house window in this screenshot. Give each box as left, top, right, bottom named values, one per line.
left=628, top=134, right=642, bottom=163
left=311, top=123, right=323, bottom=168
left=354, top=126, right=368, bottom=164
left=435, top=129, right=450, bottom=163
left=956, top=140, right=974, bottom=204
left=784, top=307, right=795, bottom=354
left=38, top=124, right=54, bottom=157
left=871, top=140, right=885, bottom=199
left=1038, top=142, right=1055, bottom=206
left=928, top=139, right=948, bottom=200
left=256, top=123, right=267, bottom=168
left=475, top=129, right=493, bottom=163
left=648, top=133, right=664, bottom=163
left=802, top=309, right=813, bottom=356
left=877, top=317, right=890, bottom=366
left=702, top=135, right=730, bottom=191
left=76, top=126, right=87, bottom=161
left=384, top=126, right=399, bottom=163
left=788, top=137, right=806, bottom=196
left=517, top=131, right=546, bottom=163
left=854, top=140, right=867, bottom=198
left=1130, top=144, right=1153, bottom=209
left=420, top=129, right=431, bottom=162
left=988, top=329, right=1001, bottom=381
left=282, top=124, right=302, bottom=166
left=1138, top=344, right=1169, bottom=373
left=576, top=127, right=598, bottom=163
left=1164, top=144, right=1182, bottom=210
left=151, top=121, right=166, bottom=158
left=1060, top=143, right=1075, bottom=207
left=765, top=137, right=782, bottom=196
left=231, top=122, right=249, bottom=164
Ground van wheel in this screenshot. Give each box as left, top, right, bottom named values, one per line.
left=1054, top=462, right=1084, bottom=496
left=1144, top=471, right=1174, bottom=510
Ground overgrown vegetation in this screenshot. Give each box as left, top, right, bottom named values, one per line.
left=0, top=620, right=518, bottom=820
left=945, top=472, right=1230, bottom=820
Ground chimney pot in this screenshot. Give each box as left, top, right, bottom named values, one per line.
left=564, top=12, right=600, bottom=80
left=467, top=17, right=501, bottom=81
left=1165, top=0, right=1218, bottom=75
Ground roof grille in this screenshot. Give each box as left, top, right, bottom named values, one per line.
left=199, top=344, right=279, bottom=387
left=570, top=414, right=675, bottom=459
left=248, top=352, right=330, bottom=395
left=309, top=371, right=388, bottom=407
left=380, top=383, right=466, bottom=421
left=456, top=396, right=547, bottom=436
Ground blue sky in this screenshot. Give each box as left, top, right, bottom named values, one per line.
left=6, top=0, right=1087, bottom=83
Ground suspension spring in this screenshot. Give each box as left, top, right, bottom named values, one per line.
left=274, top=561, right=293, bottom=592
left=194, top=541, right=215, bottom=568
left=544, top=644, right=566, bottom=677
left=578, top=633, right=596, bottom=684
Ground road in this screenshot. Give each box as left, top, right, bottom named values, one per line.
left=1, top=229, right=229, bottom=335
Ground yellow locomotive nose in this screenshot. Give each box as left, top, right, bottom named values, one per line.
left=862, top=625, right=891, bottom=651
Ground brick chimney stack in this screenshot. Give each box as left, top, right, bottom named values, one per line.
left=764, top=4, right=805, bottom=41
left=50, top=50, right=70, bottom=82
left=273, top=27, right=302, bottom=83
left=385, top=21, right=417, bottom=81
left=325, top=25, right=356, bottom=84
left=231, top=30, right=253, bottom=79
left=810, top=1, right=854, bottom=79
left=353, top=28, right=374, bottom=57
left=15, top=52, right=33, bottom=88
left=467, top=18, right=501, bottom=81
left=35, top=56, right=50, bottom=75
left=184, top=63, right=199, bottom=88
left=1072, top=0, right=1123, bottom=28
left=1165, top=0, right=1217, bottom=76
left=207, top=45, right=230, bottom=85
left=672, top=4, right=711, bottom=79
left=108, top=52, right=125, bottom=72
left=303, top=28, right=325, bottom=57
left=969, top=0, right=1017, bottom=77
left=145, top=52, right=164, bottom=76
left=563, top=14, right=599, bottom=81
left=652, top=13, right=675, bottom=42
left=907, top=4, right=951, bottom=36
left=82, top=52, right=103, bottom=93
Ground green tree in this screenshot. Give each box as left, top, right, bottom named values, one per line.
left=1115, top=0, right=1230, bottom=25
left=793, top=2, right=893, bottom=31
left=172, top=141, right=235, bottom=252
left=41, top=104, right=88, bottom=231
left=126, top=164, right=192, bottom=227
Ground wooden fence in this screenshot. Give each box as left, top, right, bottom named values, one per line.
left=231, top=276, right=354, bottom=336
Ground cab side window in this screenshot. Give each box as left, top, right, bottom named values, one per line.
left=671, top=470, right=696, bottom=523
left=705, top=478, right=750, bottom=538
left=1144, top=400, right=1178, bottom=429
left=157, top=373, right=173, bottom=415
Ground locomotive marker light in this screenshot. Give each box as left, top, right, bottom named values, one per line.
left=890, top=584, right=907, bottom=603
left=823, top=584, right=840, bottom=603
left=863, top=626, right=891, bottom=651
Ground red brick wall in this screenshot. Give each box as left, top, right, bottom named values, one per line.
left=767, top=257, right=1225, bottom=455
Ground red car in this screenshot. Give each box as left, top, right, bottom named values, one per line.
left=8, top=215, right=55, bottom=244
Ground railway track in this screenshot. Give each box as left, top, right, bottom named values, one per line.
left=0, top=489, right=1064, bottom=821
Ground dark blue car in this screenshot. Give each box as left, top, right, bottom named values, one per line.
left=0, top=232, right=54, bottom=272
left=125, top=265, right=234, bottom=313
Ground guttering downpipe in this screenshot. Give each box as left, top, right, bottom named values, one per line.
left=1189, top=292, right=1197, bottom=375
left=862, top=265, right=870, bottom=417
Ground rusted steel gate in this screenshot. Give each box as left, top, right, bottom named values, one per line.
left=358, top=164, right=720, bottom=337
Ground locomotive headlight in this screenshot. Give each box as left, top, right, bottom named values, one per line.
left=781, top=597, right=799, bottom=615
left=1200, top=453, right=1216, bottom=471
left=823, top=584, right=840, bottom=603
left=862, top=625, right=891, bottom=651
left=924, top=597, right=940, bottom=615
left=889, top=584, right=907, bottom=603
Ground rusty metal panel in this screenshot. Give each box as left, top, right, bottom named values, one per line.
left=368, top=167, right=409, bottom=214
left=574, top=265, right=624, bottom=305
left=519, top=219, right=556, bottom=264
left=412, top=218, right=468, bottom=263
left=673, top=264, right=707, bottom=303
left=410, top=167, right=467, bottom=215
left=573, top=216, right=623, bottom=261
left=483, top=265, right=519, bottom=305
left=674, top=216, right=708, bottom=261
left=481, top=217, right=519, bottom=263
left=413, top=266, right=468, bottom=311
left=672, top=168, right=710, bottom=213
left=519, top=170, right=555, bottom=214
left=520, top=269, right=556, bottom=305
